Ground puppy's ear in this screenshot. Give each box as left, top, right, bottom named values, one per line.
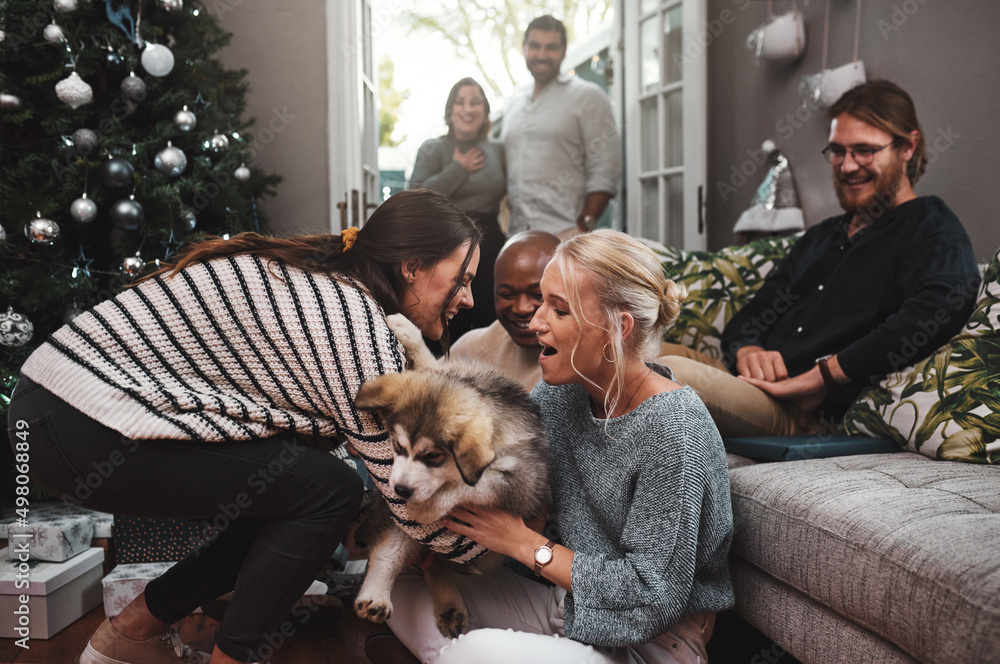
left=354, top=374, right=404, bottom=411
left=449, top=418, right=496, bottom=486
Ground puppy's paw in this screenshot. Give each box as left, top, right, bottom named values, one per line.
left=386, top=313, right=423, bottom=350
left=435, top=604, right=468, bottom=639
left=354, top=593, right=392, bottom=624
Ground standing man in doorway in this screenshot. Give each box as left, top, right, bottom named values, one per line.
left=501, top=15, right=621, bottom=237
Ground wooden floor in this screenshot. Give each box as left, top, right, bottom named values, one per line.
left=0, top=598, right=396, bottom=664
left=0, top=607, right=801, bottom=664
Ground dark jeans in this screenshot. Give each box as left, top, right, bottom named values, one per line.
left=7, top=376, right=364, bottom=661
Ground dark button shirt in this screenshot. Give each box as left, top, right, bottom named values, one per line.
left=721, top=196, right=981, bottom=418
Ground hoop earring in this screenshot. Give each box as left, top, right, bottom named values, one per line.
left=602, top=343, right=614, bottom=363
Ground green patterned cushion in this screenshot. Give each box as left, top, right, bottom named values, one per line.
left=842, top=248, right=1000, bottom=464
left=653, top=234, right=801, bottom=363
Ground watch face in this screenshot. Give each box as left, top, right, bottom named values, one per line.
left=535, top=546, right=553, bottom=564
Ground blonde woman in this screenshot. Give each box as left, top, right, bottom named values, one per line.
left=388, top=230, right=734, bottom=663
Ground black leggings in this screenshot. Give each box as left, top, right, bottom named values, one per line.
left=7, top=377, right=363, bottom=661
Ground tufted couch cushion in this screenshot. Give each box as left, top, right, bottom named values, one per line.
left=729, top=452, right=1000, bottom=664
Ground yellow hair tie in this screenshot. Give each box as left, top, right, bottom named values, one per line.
left=341, top=226, right=359, bottom=253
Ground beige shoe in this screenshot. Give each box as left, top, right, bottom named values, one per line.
left=80, top=618, right=210, bottom=664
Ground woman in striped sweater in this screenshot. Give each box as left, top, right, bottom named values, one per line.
left=7, top=189, right=482, bottom=664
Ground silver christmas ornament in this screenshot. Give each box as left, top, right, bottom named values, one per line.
left=179, top=207, right=197, bottom=232
left=43, top=23, right=65, bottom=43
left=0, top=307, right=34, bottom=348
left=161, top=0, right=183, bottom=10
left=154, top=141, right=187, bottom=177
left=53, top=0, right=78, bottom=12
left=173, top=105, right=197, bottom=131
left=64, top=301, right=87, bottom=324
left=203, top=131, right=229, bottom=153
left=25, top=216, right=60, bottom=243
left=55, top=71, right=93, bottom=109
left=0, top=224, right=6, bottom=242
left=141, top=43, right=175, bottom=77
left=120, top=253, right=145, bottom=278
left=111, top=197, right=144, bottom=230
left=120, top=73, right=147, bottom=101
left=71, top=194, right=98, bottom=223
left=72, top=128, right=100, bottom=155
left=101, top=156, right=134, bottom=188
left=234, top=163, right=251, bottom=182
left=0, top=93, right=22, bottom=110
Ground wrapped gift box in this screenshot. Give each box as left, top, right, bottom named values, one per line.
left=7, top=514, right=93, bottom=563
left=0, top=546, right=104, bottom=639
left=102, top=562, right=176, bottom=618
left=1, top=502, right=114, bottom=568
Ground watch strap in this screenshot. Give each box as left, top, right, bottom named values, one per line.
left=533, top=539, right=556, bottom=576
left=817, top=355, right=838, bottom=389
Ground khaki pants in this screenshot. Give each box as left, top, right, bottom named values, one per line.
left=656, top=344, right=806, bottom=438
left=388, top=566, right=716, bottom=664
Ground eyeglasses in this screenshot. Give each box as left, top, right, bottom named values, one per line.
left=821, top=142, right=893, bottom=166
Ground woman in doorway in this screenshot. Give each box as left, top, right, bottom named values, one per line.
left=388, top=230, right=734, bottom=663
left=410, top=77, right=506, bottom=341
left=8, top=190, right=481, bottom=664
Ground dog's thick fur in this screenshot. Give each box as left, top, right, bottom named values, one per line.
left=349, top=314, right=549, bottom=637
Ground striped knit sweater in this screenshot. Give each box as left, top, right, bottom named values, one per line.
left=21, top=253, right=485, bottom=562
left=531, top=364, right=735, bottom=647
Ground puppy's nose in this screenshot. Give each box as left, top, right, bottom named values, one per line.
left=394, top=484, right=414, bottom=500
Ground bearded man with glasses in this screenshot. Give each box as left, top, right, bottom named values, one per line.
left=662, top=80, right=980, bottom=437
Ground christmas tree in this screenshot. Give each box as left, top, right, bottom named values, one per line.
left=0, top=0, right=280, bottom=498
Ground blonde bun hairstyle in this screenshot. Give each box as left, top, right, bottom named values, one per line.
left=554, top=229, right=687, bottom=412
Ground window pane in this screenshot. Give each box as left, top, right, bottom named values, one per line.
left=665, top=91, right=683, bottom=168
left=640, top=17, right=660, bottom=92
left=641, top=178, right=659, bottom=239
left=641, top=0, right=660, bottom=14
left=663, top=5, right=683, bottom=84
left=666, top=175, right=684, bottom=247
left=641, top=98, right=658, bottom=172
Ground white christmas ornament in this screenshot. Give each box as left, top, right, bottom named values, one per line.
left=234, top=163, right=250, bottom=182
left=0, top=224, right=6, bottom=242
left=53, top=0, right=78, bottom=12
left=0, top=93, right=22, bottom=110
left=0, top=307, right=34, bottom=348
left=155, top=142, right=187, bottom=177
left=55, top=71, right=94, bottom=109
left=141, top=43, right=175, bottom=77
left=43, top=23, right=65, bottom=43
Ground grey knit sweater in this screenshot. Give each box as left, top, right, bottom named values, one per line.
left=21, top=254, right=485, bottom=562
left=531, top=365, right=735, bottom=647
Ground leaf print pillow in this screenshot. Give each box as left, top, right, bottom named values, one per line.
left=842, top=248, right=999, bottom=464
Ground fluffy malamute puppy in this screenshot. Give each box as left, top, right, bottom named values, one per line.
left=350, top=314, right=549, bottom=637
